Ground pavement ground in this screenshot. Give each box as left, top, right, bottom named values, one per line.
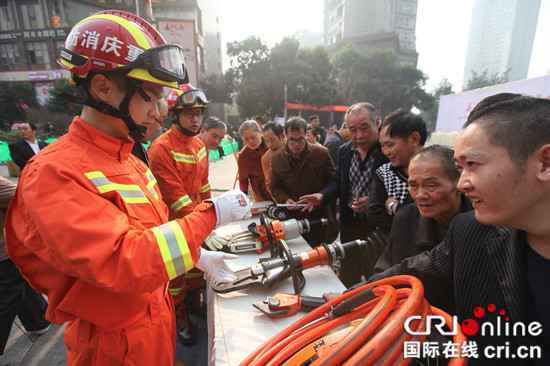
left=0, top=152, right=239, bottom=366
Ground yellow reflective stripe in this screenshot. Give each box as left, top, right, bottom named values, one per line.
left=170, top=150, right=196, bottom=164
left=85, top=171, right=148, bottom=203
left=84, top=14, right=152, bottom=49
left=197, top=147, right=207, bottom=162
left=184, top=272, right=203, bottom=279
left=170, top=195, right=191, bottom=212
left=110, top=183, right=149, bottom=203
left=169, top=286, right=185, bottom=296
left=200, top=182, right=211, bottom=193
left=84, top=171, right=113, bottom=194
left=152, top=221, right=194, bottom=279
left=145, top=169, right=159, bottom=200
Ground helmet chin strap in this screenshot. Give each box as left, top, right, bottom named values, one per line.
left=119, top=79, right=149, bottom=141
left=59, top=76, right=151, bottom=141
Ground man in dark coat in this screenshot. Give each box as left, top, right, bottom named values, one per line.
left=323, top=121, right=350, bottom=166
left=270, top=116, right=336, bottom=246
left=299, top=102, right=388, bottom=286
left=9, top=123, right=48, bottom=170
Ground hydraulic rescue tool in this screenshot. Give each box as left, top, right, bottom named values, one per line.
left=221, top=214, right=327, bottom=255
left=212, top=239, right=367, bottom=295
left=253, top=293, right=326, bottom=318
left=250, top=202, right=291, bottom=220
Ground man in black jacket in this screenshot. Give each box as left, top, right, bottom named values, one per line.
left=9, top=123, right=48, bottom=171
left=324, top=121, right=350, bottom=166
left=299, top=102, right=388, bottom=286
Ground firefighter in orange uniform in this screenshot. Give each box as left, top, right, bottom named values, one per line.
left=149, top=85, right=211, bottom=219
left=4, top=11, right=250, bottom=366
left=148, top=85, right=211, bottom=345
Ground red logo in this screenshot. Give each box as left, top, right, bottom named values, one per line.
left=461, top=303, right=507, bottom=336
left=237, top=195, right=246, bottom=206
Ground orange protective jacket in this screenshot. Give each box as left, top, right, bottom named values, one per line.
left=5, top=117, right=216, bottom=329
left=148, top=125, right=211, bottom=220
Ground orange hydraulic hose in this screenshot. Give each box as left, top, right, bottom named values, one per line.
left=310, top=285, right=399, bottom=366
left=373, top=298, right=430, bottom=366
left=258, top=295, right=381, bottom=366
left=241, top=276, right=382, bottom=366
left=315, top=276, right=425, bottom=366
left=267, top=285, right=397, bottom=366
left=241, top=275, right=467, bottom=366
left=431, top=306, right=468, bottom=366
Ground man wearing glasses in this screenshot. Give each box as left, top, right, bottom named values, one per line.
left=269, top=116, right=337, bottom=247
left=148, top=84, right=211, bottom=347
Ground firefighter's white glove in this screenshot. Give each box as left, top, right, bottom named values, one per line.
left=206, top=189, right=252, bottom=228
left=205, top=230, right=231, bottom=251
left=195, top=248, right=238, bottom=282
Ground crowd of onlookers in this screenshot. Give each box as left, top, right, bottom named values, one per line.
left=234, top=95, right=550, bottom=365
left=6, top=9, right=550, bottom=365
left=4, top=93, right=550, bottom=365
left=233, top=106, right=465, bottom=291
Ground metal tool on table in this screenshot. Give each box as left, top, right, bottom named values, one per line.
left=212, top=239, right=367, bottom=294
left=253, top=292, right=326, bottom=318
left=250, top=202, right=306, bottom=220
left=222, top=214, right=328, bottom=255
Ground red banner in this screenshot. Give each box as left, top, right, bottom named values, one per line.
left=286, top=103, right=349, bottom=112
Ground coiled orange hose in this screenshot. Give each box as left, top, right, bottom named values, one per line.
left=240, top=275, right=467, bottom=366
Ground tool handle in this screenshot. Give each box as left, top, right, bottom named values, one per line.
left=296, top=240, right=367, bottom=270
left=300, top=295, right=327, bottom=310
left=332, top=287, right=376, bottom=318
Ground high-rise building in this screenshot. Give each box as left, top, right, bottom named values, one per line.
left=293, top=29, right=323, bottom=49
left=152, top=0, right=222, bottom=83
left=324, top=0, right=418, bottom=65
left=0, top=0, right=222, bottom=115
left=463, top=0, right=541, bottom=88
left=153, top=0, right=223, bottom=117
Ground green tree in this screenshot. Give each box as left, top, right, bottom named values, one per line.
left=226, top=36, right=269, bottom=79
left=421, top=78, right=454, bottom=131
left=295, top=45, right=340, bottom=106
left=46, top=79, right=83, bottom=116
left=248, top=37, right=301, bottom=117
left=464, top=69, right=509, bottom=91
left=226, top=36, right=271, bottom=118
left=234, top=57, right=272, bottom=118
left=230, top=36, right=339, bottom=118
left=200, top=72, right=234, bottom=105
left=332, top=43, right=365, bottom=105
left=337, top=48, right=434, bottom=116
left=264, top=37, right=339, bottom=116
left=0, top=81, right=39, bottom=129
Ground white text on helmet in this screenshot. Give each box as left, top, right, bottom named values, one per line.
left=68, top=29, right=144, bottom=62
